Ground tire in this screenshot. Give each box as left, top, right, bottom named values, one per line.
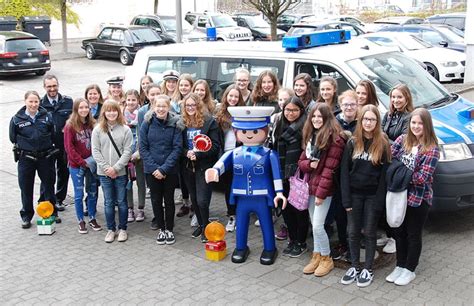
left=425, top=63, right=439, bottom=80
left=119, top=50, right=132, bottom=65
left=85, top=45, right=96, bottom=60
left=35, top=70, right=46, bottom=76
left=217, top=38, right=225, bottom=41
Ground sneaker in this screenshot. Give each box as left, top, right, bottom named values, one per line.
left=386, top=266, right=404, bottom=283
left=377, top=235, right=389, bottom=247
left=127, top=209, right=135, bottom=222
left=275, top=224, right=288, bottom=240
left=88, top=219, right=102, bottom=231
left=105, top=230, right=115, bottom=243
left=282, top=241, right=296, bottom=256
left=226, top=216, right=236, bottom=232
left=383, top=238, right=396, bottom=254
left=117, top=229, right=128, bottom=242
left=150, top=218, right=159, bottom=230
left=394, top=268, right=416, bottom=286
left=78, top=221, right=88, bottom=234
left=56, top=202, right=66, bottom=212
left=357, top=269, right=374, bottom=287
left=341, top=267, right=360, bottom=285
left=156, top=229, right=166, bottom=245
left=254, top=219, right=260, bottom=227
left=190, top=214, right=199, bottom=227
left=331, top=244, right=348, bottom=260
left=191, top=227, right=202, bottom=239
left=165, top=230, right=176, bottom=245
left=135, top=209, right=145, bottom=222
left=21, top=219, right=31, bottom=229
left=200, top=233, right=208, bottom=243
left=176, top=204, right=190, bottom=217
left=289, top=242, right=307, bottom=258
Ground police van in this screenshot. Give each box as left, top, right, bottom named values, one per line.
left=124, top=32, right=474, bottom=211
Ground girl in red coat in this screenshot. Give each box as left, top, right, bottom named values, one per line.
left=298, top=103, right=346, bottom=277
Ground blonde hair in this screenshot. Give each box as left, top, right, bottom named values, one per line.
left=192, top=79, right=215, bottom=114
left=389, top=84, right=414, bottom=114
left=98, top=100, right=125, bottom=132
left=181, top=93, right=205, bottom=128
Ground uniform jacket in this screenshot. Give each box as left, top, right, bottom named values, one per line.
left=382, top=111, right=410, bottom=143
left=298, top=134, right=346, bottom=199
left=213, top=145, right=283, bottom=207
left=63, top=123, right=93, bottom=169
left=40, top=93, right=73, bottom=148
left=139, top=112, right=182, bottom=175
left=9, top=106, right=55, bottom=152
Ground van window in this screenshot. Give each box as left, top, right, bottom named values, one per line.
left=146, top=57, right=210, bottom=83
left=197, top=16, right=208, bottom=28
left=294, top=62, right=352, bottom=94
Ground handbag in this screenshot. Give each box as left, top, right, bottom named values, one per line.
left=288, top=167, right=310, bottom=211
left=386, top=190, right=408, bottom=228
left=106, top=130, right=134, bottom=180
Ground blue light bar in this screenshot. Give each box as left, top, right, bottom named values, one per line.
left=283, top=29, right=351, bottom=52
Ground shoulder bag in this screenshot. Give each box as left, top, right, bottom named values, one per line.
left=288, top=167, right=310, bottom=211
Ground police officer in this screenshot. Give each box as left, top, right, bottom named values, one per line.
left=9, top=91, right=58, bottom=229
left=39, top=74, right=73, bottom=211
left=206, top=107, right=287, bottom=265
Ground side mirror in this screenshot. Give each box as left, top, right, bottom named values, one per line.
left=439, top=41, right=448, bottom=47
left=155, top=27, right=162, bottom=33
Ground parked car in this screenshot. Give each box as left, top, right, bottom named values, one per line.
left=276, top=13, right=313, bottom=31
left=362, top=32, right=465, bottom=82
left=81, top=25, right=163, bottom=65
left=381, top=24, right=466, bottom=52
left=287, top=21, right=366, bottom=37
left=185, top=12, right=252, bottom=41
left=0, top=31, right=50, bottom=76
left=131, top=15, right=206, bottom=43
left=373, top=4, right=404, bottom=14
left=327, top=15, right=365, bottom=28
left=232, top=13, right=285, bottom=41
left=426, top=12, right=465, bottom=32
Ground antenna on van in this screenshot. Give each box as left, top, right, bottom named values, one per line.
left=282, top=29, right=351, bottom=52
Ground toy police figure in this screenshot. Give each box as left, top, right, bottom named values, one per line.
left=205, top=106, right=287, bottom=265
left=40, top=74, right=73, bottom=212
left=9, top=91, right=58, bottom=229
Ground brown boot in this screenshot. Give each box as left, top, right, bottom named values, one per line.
left=303, top=252, right=321, bottom=274
left=314, top=255, right=334, bottom=277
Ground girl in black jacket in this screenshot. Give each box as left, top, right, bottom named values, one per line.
left=340, top=105, right=391, bottom=288
left=381, top=84, right=414, bottom=143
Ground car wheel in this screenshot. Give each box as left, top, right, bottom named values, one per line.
left=120, top=50, right=131, bottom=65
left=85, top=45, right=96, bottom=60
left=425, top=63, right=439, bottom=80
left=35, top=70, right=46, bottom=76
left=217, top=38, right=225, bottom=41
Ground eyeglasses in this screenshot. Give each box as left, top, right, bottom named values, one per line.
left=362, top=117, right=377, bottom=123
left=185, top=104, right=197, bottom=109
left=341, top=103, right=357, bottom=109
left=237, top=79, right=249, bottom=82
left=284, top=108, right=301, bottom=113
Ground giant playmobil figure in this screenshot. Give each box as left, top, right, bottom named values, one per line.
left=205, top=106, right=287, bottom=265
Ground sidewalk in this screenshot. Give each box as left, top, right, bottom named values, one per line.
left=48, top=38, right=84, bottom=61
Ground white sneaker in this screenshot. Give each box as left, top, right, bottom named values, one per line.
left=254, top=219, right=260, bottom=227
left=190, top=214, right=199, bottom=227
left=104, top=230, right=115, bottom=243
left=386, top=266, right=404, bottom=283
left=117, top=229, right=128, bottom=242
left=226, top=216, right=236, bottom=232
left=394, top=268, right=416, bottom=286
left=383, top=238, right=396, bottom=254
left=377, top=235, right=389, bottom=246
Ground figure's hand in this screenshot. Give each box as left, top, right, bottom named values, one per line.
left=131, top=151, right=140, bottom=162
left=205, top=168, right=219, bottom=183
left=274, top=192, right=287, bottom=210
left=105, top=166, right=117, bottom=179
left=187, top=150, right=196, bottom=160
left=310, top=160, right=319, bottom=169
left=315, top=197, right=324, bottom=206
left=345, top=208, right=352, bottom=212
left=153, top=169, right=164, bottom=180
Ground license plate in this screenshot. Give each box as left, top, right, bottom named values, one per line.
left=23, top=58, right=39, bottom=64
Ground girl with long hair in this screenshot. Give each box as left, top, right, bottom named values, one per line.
left=340, top=105, right=391, bottom=287
left=171, top=73, right=194, bottom=115
left=293, top=73, right=316, bottom=112
left=64, top=98, right=102, bottom=233
left=192, top=79, right=216, bottom=114
left=355, top=80, right=378, bottom=108
left=386, top=108, right=439, bottom=286
left=316, top=76, right=340, bottom=115
left=249, top=70, right=280, bottom=113
left=179, top=93, right=221, bottom=242
left=105, top=78, right=125, bottom=108
left=91, top=101, right=133, bottom=243
left=139, top=75, right=153, bottom=106
left=298, top=103, right=347, bottom=277
left=160, top=70, right=180, bottom=98
left=234, top=68, right=252, bottom=104
left=85, top=84, right=104, bottom=119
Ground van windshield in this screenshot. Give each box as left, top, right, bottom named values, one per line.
left=346, top=51, right=450, bottom=108
left=211, top=15, right=237, bottom=28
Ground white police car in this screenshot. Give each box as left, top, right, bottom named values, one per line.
left=124, top=30, right=474, bottom=211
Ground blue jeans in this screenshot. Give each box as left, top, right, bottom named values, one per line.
left=99, top=175, right=128, bottom=231
left=308, top=195, right=332, bottom=256
left=69, top=167, right=98, bottom=221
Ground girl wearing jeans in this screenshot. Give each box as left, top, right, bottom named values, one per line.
left=298, top=103, right=346, bottom=277
left=64, top=98, right=102, bottom=234
left=92, top=101, right=132, bottom=243
left=386, top=108, right=439, bottom=286
left=340, top=105, right=391, bottom=287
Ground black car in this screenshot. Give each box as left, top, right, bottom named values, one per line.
left=131, top=15, right=206, bottom=43
left=0, top=31, right=50, bottom=76
left=276, top=13, right=313, bottom=32
left=81, top=25, right=163, bottom=65
left=232, top=14, right=285, bottom=41
left=426, top=12, right=465, bottom=32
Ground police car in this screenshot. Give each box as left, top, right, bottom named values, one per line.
left=124, top=30, right=474, bottom=211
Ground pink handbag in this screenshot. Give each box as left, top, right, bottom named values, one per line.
left=288, top=168, right=310, bottom=211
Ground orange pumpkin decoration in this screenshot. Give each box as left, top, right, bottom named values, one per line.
left=37, top=201, right=54, bottom=218
left=204, top=221, right=225, bottom=242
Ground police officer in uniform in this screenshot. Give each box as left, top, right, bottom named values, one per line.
left=39, top=74, right=73, bottom=211
left=10, top=91, right=58, bottom=229
left=206, top=107, right=287, bottom=265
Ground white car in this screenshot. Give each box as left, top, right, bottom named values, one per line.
left=362, top=32, right=465, bottom=82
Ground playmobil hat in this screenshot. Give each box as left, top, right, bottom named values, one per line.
left=106, top=76, right=124, bottom=85
left=229, top=106, right=274, bottom=130
left=163, top=70, right=180, bottom=81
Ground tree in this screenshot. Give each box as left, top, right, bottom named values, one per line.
left=154, top=0, right=159, bottom=14
left=244, top=0, right=300, bottom=41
